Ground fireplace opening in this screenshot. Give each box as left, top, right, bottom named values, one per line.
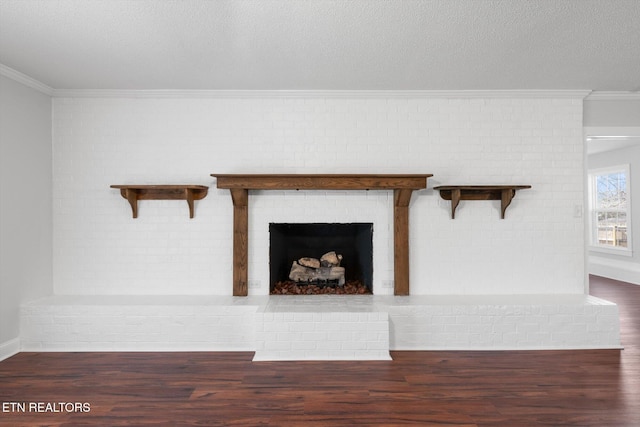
left=269, top=223, right=373, bottom=294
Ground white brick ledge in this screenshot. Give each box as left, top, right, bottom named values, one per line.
left=254, top=298, right=392, bottom=361
left=20, top=295, right=266, bottom=352
left=385, top=294, right=621, bottom=350
left=19, top=294, right=621, bottom=357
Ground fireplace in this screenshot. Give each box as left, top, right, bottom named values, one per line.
left=270, top=223, right=373, bottom=294
left=212, top=174, right=431, bottom=295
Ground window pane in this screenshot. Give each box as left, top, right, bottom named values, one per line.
left=596, top=211, right=628, bottom=247
left=590, top=166, right=630, bottom=250
left=595, top=172, right=627, bottom=209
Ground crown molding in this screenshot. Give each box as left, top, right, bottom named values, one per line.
left=585, top=91, right=640, bottom=101
left=584, top=126, right=640, bottom=137
left=0, top=64, right=53, bottom=96
left=50, top=89, right=592, bottom=99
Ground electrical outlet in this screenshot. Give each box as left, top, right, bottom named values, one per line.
left=573, top=205, right=582, bottom=218
left=382, top=280, right=394, bottom=289
left=248, top=280, right=261, bottom=289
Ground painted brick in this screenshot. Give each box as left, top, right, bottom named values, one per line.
left=21, top=295, right=620, bottom=354
left=52, top=96, right=584, bottom=297
left=26, top=94, right=624, bottom=355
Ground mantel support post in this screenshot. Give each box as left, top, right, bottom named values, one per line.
left=230, top=189, right=249, bottom=296
left=394, top=189, right=414, bottom=296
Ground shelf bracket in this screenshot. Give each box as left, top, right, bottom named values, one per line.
left=450, top=188, right=461, bottom=219
left=121, top=188, right=140, bottom=218
left=501, top=188, right=516, bottom=220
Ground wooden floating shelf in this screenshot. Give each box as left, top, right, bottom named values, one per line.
left=110, top=185, right=208, bottom=218
left=212, top=174, right=432, bottom=296
left=434, top=185, right=531, bottom=219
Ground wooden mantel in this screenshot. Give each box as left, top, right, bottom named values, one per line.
left=212, top=174, right=432, bottom=296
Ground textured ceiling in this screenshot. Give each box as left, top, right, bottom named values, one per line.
left=1, top=0, right=639, bottom=91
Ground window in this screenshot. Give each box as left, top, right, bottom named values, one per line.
left=588, top=165, right=631, bottom=254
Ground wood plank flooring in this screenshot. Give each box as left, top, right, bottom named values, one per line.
left=0, top=275, right=638, bottom=426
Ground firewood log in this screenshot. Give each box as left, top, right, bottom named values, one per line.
left=289, top=261, right=318, bottom=282
left=328, top=266, right=346, bottom=286
left=320, top=251, right=342, bottom=267
left=298, top=257, right=321, bottom=268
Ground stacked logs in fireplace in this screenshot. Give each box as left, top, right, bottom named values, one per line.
left=288, top=251, right=345, bottom=286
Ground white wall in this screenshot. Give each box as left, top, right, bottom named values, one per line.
left=0, top=75, right=52, bottom=351
left=584, top=99, right=640, bottom=127
left=585, top=97, right=640, bottom=284
left=588, top=145, right=640, bottom=283
left=52, top=95, right=585, bottom=296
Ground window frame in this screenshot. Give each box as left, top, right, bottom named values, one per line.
left=588, top=164, right=632, bottom=256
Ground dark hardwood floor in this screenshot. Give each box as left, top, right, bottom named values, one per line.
left=1, top=275, right=638, bottom=426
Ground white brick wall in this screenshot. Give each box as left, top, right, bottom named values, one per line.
left=387, top=295, right=620, bottom=350
left=254, top=308, right=391, bottom=361
left=20, top=295, right=261, bottom=351
left=254, top=295, right=392, bottom=360
left=52, top=95, right=585, bottom=296
left=20, top=294, right=620, bottom=355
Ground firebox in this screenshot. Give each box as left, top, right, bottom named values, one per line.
left=269, top=223, right=374, bottom=293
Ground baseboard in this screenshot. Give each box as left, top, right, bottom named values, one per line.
left=0, top=337, right=20, bottom=362
left=589, top=256, right=640, bottom=285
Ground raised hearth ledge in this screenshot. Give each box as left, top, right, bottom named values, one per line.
left=212, top=174, right=433, bottom=296
left=19, top=294, right=621, bottom=360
